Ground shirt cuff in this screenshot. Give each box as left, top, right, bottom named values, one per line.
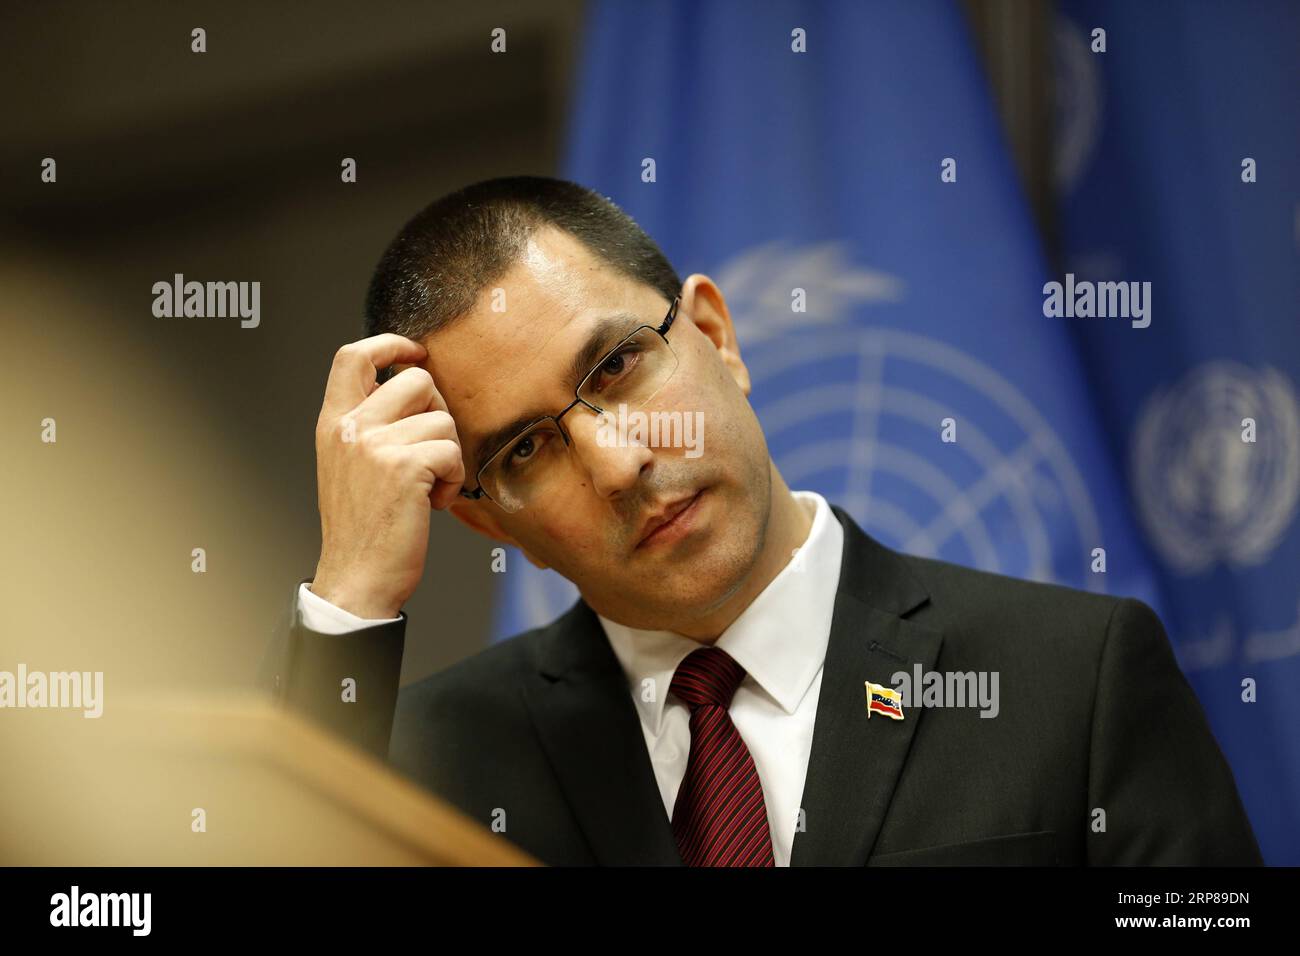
left=297, top=582, right=403, bottom=634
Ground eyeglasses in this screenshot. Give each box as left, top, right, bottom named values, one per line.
left=460, top=296, right=681, bottom=513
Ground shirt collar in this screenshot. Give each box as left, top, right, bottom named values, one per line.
left=597, top=490, right=844, bottom=735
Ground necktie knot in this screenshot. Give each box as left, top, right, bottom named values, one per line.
left=670, top=647, right=746, bottom=711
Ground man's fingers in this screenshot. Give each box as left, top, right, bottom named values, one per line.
left=316, top=334, right=469, bottom=515
left=430, top=480, right=461, bottom=512
left=321, top=334, right=428, bottom=417
left=354, top=366, right=450, bottom=426
left=381, top=409, right=459, bottom=446
left=408, top=439, right=466, bottom=510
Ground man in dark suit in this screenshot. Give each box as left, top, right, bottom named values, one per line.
left=260, top=176, right=1261, bottom=866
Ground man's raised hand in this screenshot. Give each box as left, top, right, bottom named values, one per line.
left=311, top=334, right=466, bottom=619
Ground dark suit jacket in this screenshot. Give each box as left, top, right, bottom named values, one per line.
left=258, top=505, right=1262, bottom=866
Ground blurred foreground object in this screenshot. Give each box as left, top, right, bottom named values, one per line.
left=1, top=694, right=537, bottom=866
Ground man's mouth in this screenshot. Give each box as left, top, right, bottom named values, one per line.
left=634, top=488, right=706, bottom=549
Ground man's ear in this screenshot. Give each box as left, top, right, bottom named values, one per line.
left=446, top=499, right=551, bottom=570
left=679, top=274, right=752, bottom=395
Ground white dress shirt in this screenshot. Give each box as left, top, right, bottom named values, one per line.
left=296, top=489, right=844, bottom=867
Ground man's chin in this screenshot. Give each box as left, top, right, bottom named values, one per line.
left=621, top=542, right=763, bottom=624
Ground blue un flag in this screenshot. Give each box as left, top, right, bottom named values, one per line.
left=1054, top=0, right=1300, bottom=864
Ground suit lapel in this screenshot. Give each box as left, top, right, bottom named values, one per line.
left=790, top=506, right=944, bottom=866
left=521, top=601, right=682, bottom=865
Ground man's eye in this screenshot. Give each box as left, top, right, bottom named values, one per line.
left=594, top=347, right=640, bottom=390
left=503, top=430, right=553, bottom=472
left=511, top=435, right=538, bottom=460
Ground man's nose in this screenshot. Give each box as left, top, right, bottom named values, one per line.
left=566, top=407, right=654, bottom=498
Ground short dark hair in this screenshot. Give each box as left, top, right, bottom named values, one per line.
left=363, top=176, right=682, bottom=342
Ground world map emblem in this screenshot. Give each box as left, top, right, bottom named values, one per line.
left=720, top=241, right=1106, bottom=591
left=1131, top=361, right=1300, bottom=574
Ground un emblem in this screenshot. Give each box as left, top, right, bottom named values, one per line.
left=1131, top=362, right=1300, bottom=574
left=719, top=241, right=1108, bottom=591
left=1052, top=14, right=1103, bottom=196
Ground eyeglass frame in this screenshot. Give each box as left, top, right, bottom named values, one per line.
left=458, top=295, right=682, bottom=508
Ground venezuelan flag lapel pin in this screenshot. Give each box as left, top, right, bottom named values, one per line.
left=865, top=680, right=904, bottom=720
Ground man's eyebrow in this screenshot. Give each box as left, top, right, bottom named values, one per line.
left=468, top=313, right=644, bottom=474
left=565, top=313, right=643, bottom=389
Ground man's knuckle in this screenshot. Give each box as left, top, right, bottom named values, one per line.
left=404, top=366, right=434, bottom=388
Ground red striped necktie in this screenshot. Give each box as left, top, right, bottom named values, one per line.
left=669, top=647, right=775, bottom=867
